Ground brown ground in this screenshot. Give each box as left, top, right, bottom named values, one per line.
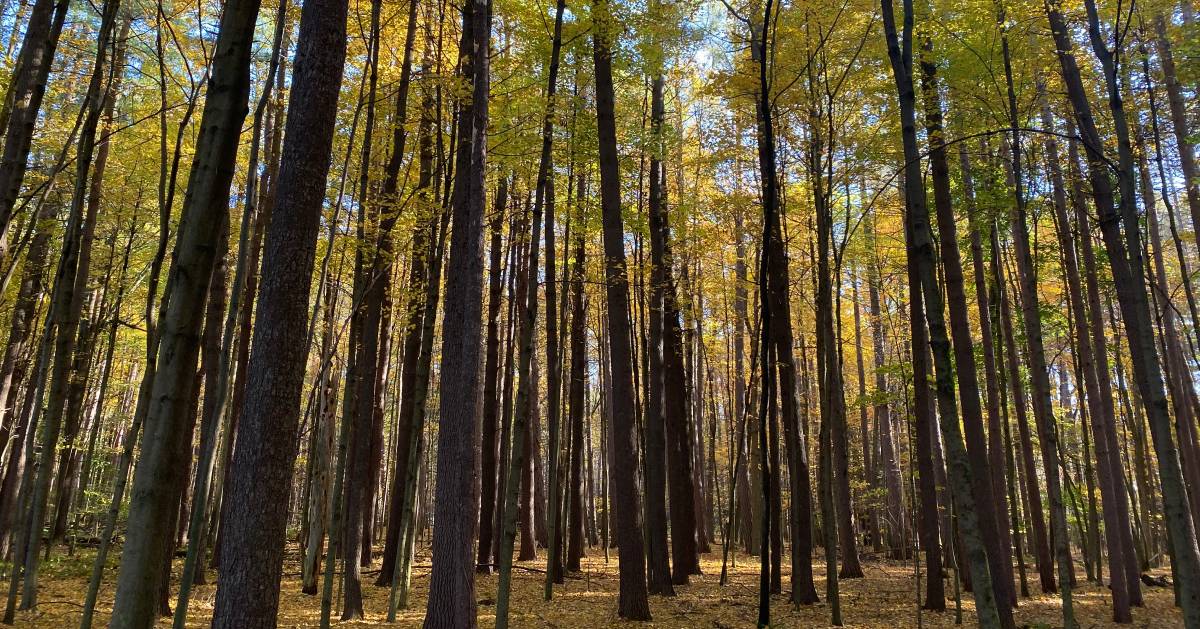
left=11, top=545, right=1184, bottom=627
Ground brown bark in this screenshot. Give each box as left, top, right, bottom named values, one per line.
left=423, top=0, right=490, bottom=623
left=590, top=0, right=651, bottom=618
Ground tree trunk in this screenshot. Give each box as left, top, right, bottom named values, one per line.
left=1042, top=86, right=1135, bottom=619
left=475, top=177, right=508, bottom=575
left=879, top=0, right=1001, bottom=624
left=566, top=219, right=587, bottom=572
left=590, top=0, right=651, bottom=619
left=1047, top=0, right=1200, bottom=623
left=423, top=0, right=490, bottom=623
left=919, top=44, right=1015, bottom=618
left=107, top=0, right=264, bottom=619
left=206, top=0, right=346, bottom=622
left=21, top=0, right=120, bottom=605
left=1152, top=14, right=1200, bottom=253
left=644, top=70, right=678, bottom=596
left=0, top=0, right=68, bottom=255
left=867, top=217, right=906, bottom=561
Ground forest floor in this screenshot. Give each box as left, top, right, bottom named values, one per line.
left=11, top=543, right=1184, bottom=627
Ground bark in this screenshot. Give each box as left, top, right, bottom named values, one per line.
left=302, top=278, right=339, bottom=594
left=919, top=44, right=1015, bottom=618
left=494, top=207, right=521, bottom=569
left=590, top=0, right=651, bottom=618
left=21, top=0, right=120, bottom=605
left=746, top=5, right=818, bottom=605
left=644, top=71, right=677, bottom=596
left=997, top=22, right=1075, bottom=620
left=360, top=0, right=421, bottom=583
left=423, top=0, right=490, bottom=623
left=540, top=0, right=567, bottom=591
left=177, top=213, right=229, bottom=592
left=52, top=17, right=133, bottom=538
left=851, top=273, right=878, bottom=554
left=994, top=224, right=1054, bottom=593
left=1042, top=88, right=1135, bottom=619
left=908, top=201, right=945, bottom=611
left=389, top=106, right=448, bottom=610
left=0, top=199, right=54, bottom=553
left=106, top=0, right=264, bottom=621
left=206, top=0, right=346, bottom=623
left=340, top=0, right=383, bottom=614
left=1046, top=0, right=1200, bottom=623
left=867, top=218, right=905, bottom=560
left=566, top=221, right=587, bottom=572
left=656, top=101, right=701, bottom=585
left=879, top=0, right=1001, bottom=624
left=475, top=179, right=508, bottom=574
left=1152, top=14, right=1200, bottom=253
left=0, top=0, right=69, bottom=255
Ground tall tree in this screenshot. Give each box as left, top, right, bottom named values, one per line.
left=19, top=0, right=120, bottom=606
left=423, top=0, right=491, bottom=623
left=106, top=0, right=265, bottom=621
left=592, top=0, right=652, bottom=619
left=1045, top=0, right=1200, bottom=623
left=0, top=0, right=69, bottom=256
left=208, top=0, right=348, bottom=622
left=919, top=38, right=1016, bottom=618
left=879, top=0, right=1002, bottom=625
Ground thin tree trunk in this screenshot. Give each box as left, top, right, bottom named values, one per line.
left=475, top=177, right=508, bottom=575
left=590, top=0, right=651, bottom=618
left=918, top=44, right=1015, bottom=620
left=880, top=0, right=1001, bottom=624
left=1046, top=0, right=1200, bottom=622
left=566, top=219, right=587, bottom=572
left=644, top=70, right=677, bottom=597
left=21, top=0, right=120, bottom=605
left=1041, top=84, right=1135, bottom=619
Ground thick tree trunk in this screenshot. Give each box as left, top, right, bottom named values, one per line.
left=206, top=0, right=346, bottom=623
left=653, top=123, right=701, bottom=582
left=423, top=0, right=490, bottom=623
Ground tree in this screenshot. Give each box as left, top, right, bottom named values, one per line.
left=592, top=0, right=652, bottom=619
left=423, top=0, right=491, bottom=623
left=106, top=0, right=265, bottom=622
left=879, top=0, right=1002, bottom=625
left=208, top=0, right=348, bottom=622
